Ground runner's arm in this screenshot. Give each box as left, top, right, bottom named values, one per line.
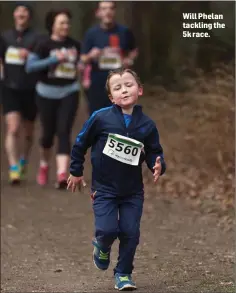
left=126, top=48, right=138, bottom=62
left=144, top=125, right=166, bottom=176
left=70, top=114, right=98, bottom=177
left=26, top=53, right=59, bottom=73
left=0, top=35, right=5, bottom=104
left=26, top=37, right=60, bottom=73
left=80, top=30, right=94, bottom=64
left=72, top=40, right=81, bottom=75
left=0, top=35, right=6, bottom=83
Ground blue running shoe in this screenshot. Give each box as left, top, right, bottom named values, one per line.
left=19, top=158, right=27, bottom=180
left=114, top=273, right=137, bottom=291
left=92, top=240, right=111, bottom=270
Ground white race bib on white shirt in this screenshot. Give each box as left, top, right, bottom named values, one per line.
left=103, top=134, right=144, bottom=166
left=5, top=47, right=25, bottom=65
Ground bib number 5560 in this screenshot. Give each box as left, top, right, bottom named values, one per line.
left=108, top=138, right=138, bottom=156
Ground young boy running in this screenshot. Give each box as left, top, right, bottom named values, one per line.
left=67, top=68, right=166, bottom=291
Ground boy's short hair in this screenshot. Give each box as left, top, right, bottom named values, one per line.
left=106, top=68, right=142, bottom=96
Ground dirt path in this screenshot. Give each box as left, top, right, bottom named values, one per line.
left=1, top=112, right=235, bottom=293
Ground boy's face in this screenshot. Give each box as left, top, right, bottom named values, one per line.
left=109, top=72, right=143, bottom=109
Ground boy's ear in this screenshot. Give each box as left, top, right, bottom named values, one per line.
left=138, top=86, right=143, bottom=96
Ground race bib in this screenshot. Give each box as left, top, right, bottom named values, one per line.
left=50, top=62, right=76, bottom=79
left=103, top=134, right=144, bottom=166
left=48, top=47, right=77, bottom=79
left=98, top=50, right=122, bottom=70
left=5, top=47, right=25, bottom=65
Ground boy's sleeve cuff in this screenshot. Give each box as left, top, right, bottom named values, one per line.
left=70, top=170, right=83, bottom=177
left=160, top=159, right=166, bottom=176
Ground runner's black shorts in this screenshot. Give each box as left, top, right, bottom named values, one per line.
left=1, top=86, right=37, bottom=121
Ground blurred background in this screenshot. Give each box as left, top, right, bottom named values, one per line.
left=1, top=0, right=233, bottom=223
left=0, top=1, right=235, bottom=81
left=1, top=1, right=235, bottom=292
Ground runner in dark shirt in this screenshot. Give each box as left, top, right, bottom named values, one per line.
left=0, top=2, right=38, bottom=184
left=81, top=1, right=138, bottom=115
left=26, top=8, right=81, bottom=189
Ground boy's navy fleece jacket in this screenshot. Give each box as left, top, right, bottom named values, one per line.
left=70, top=104, right=166, bottom=195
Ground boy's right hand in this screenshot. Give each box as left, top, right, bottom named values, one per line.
left=67, top=175, right=87, bottom=192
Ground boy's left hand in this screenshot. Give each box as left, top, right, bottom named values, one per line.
left=67, top=174, right=87, bottom=192
left=153, top=156, right=162, bottom=183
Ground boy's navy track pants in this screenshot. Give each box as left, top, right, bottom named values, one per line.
left=92, top=191, right=144, bottom=275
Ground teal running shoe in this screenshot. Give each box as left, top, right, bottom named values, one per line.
left=92, top=239, right=111, bottom=271
left=114, top=273, right=137, bottom=291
